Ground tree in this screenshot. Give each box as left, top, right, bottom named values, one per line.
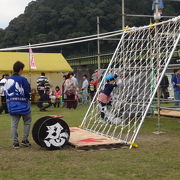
left=0, top=0, right=178, bottom=57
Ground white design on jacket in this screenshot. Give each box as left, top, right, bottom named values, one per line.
left=5, top=79, right=24, bottom=97
left=44, top=123, right=69, bottom=147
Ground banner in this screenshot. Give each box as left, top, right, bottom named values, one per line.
left=29, top=44, right=37, bottom=69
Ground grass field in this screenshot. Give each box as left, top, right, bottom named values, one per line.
left=0, top=105, right=180, bottom=180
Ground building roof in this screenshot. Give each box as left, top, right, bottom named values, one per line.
left=0, top=52, right=73, bottom=72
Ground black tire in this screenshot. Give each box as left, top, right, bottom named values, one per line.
left=32, top=116, right=54, bottom=146
left=35, top=117, right=70, bottom=150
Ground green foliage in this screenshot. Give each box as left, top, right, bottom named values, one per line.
left=0, top=0, right=179, bottom=57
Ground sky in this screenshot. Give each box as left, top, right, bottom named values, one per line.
left=0, top=0, right=34, bottom=29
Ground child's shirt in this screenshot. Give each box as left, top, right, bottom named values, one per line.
left=102, top=84, right=117, bottom=96
left=89, top=82, right=96, bottom=92
left=54, top=90, right=61, bottom=98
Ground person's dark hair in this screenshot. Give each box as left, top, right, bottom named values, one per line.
left=63, top=75, right=67, bottom=79
left=68, top=72, right=74, bottom=76
left=13, top=61, right=25, bottom=73
left=55, top=86, right=60, bottom=90
left=45, top=87, right=50, bottom=92
left=2, top=74, right=9, bottom=79
left=41, top=72, right=45, bottom=76
left=174, top=69, right=180, bottom=73
left=66, top=74, right=70, bottom=79
left=2, top=74, right=8, bottom=78
left=83, top=74, right=87, bottom=78
left=67, top=72, right=73, bottom=79
left=3, top=73, right=9, bottom=78
left=109, top=78, right=115, bottom=82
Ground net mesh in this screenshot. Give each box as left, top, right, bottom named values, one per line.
left=81, top=17, right=180, bottom=146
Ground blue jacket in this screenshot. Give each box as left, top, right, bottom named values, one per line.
left=171, top=74, right=180, bottom=92
left=5, top=74, right=31, bottom=115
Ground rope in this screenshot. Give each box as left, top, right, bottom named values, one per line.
left=81, top=16, right=180, bottom=146
left=0, top=16, right=179, bottom=52
left=0, top=30, right=124, bottom=51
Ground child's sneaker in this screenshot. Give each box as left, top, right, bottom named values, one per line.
left=21, top=140, right=31, bottom=147
left=100, top=118, right=106, bottom=124
left=13, top=142, right=20, bottom=149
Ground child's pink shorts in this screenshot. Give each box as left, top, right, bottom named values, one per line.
left=97, top=93, right=111, bottom=104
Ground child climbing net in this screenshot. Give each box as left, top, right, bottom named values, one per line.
left=98, top=74, right=125, bottom=122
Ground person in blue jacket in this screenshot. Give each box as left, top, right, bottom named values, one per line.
left=171, top=69, right=180, bottom=106
left=5, top=61, right=31, bottom=148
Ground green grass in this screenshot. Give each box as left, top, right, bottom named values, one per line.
left=0, top=105, right=180, bottom=180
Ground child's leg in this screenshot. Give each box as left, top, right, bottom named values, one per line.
left=107, top=101, right=112, bottom=106
left=99, top=103, right=107, bottom=119
left=57, top=101, right=60, bottom=108
left=56, top=98, right=60, bottom=108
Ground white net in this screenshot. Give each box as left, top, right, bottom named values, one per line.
left=81, top=16, right=180, bottom=147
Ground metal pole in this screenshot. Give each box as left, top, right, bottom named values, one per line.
left=154, top=21, right=164, bottom=135
left=97, top=16, right=101, bottom=72
left=155, top=0, right=159, bottom=13
left=155, top=0, right=160, bottom=23
left=122, top=0, right=125, bottom=29
left=130, top=32, right=180, bottom=149
left=157, top=87, right=161, bottom=132
left=155, top=1, right=162, bottom=134
left=28, top=43, right=32, bottom=86
left=150, top=32, right=155, bottom=115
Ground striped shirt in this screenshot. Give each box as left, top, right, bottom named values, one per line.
left=37, top=76, right=50, bottom=90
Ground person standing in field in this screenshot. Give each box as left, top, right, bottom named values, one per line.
left=71, top=72, right=78, bottom=88
left=171, top=69, right=180, bottom=106
left=64, top=73, right=77, bottom=109
left=62, top=75, right=67, bottom=107
left=159, top=75, right=169, bottom=99
left=88, top=78, right=96, bottom=101
left=70, top=72, right=79, bottom=105
left=0, top=73, right=9, bottom=114
left=36, top=72, right=50, bottom=98
left=81, top=74, right=89, bottom=105
left=5, top=61, right=31, bottom=148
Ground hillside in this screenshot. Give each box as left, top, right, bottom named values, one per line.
left=0, top=0, right=179, bottom=57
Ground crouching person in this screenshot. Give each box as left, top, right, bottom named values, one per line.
left=37, top=88, right=52, bottom=111
left=5, top=61, right=32, bottom=148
